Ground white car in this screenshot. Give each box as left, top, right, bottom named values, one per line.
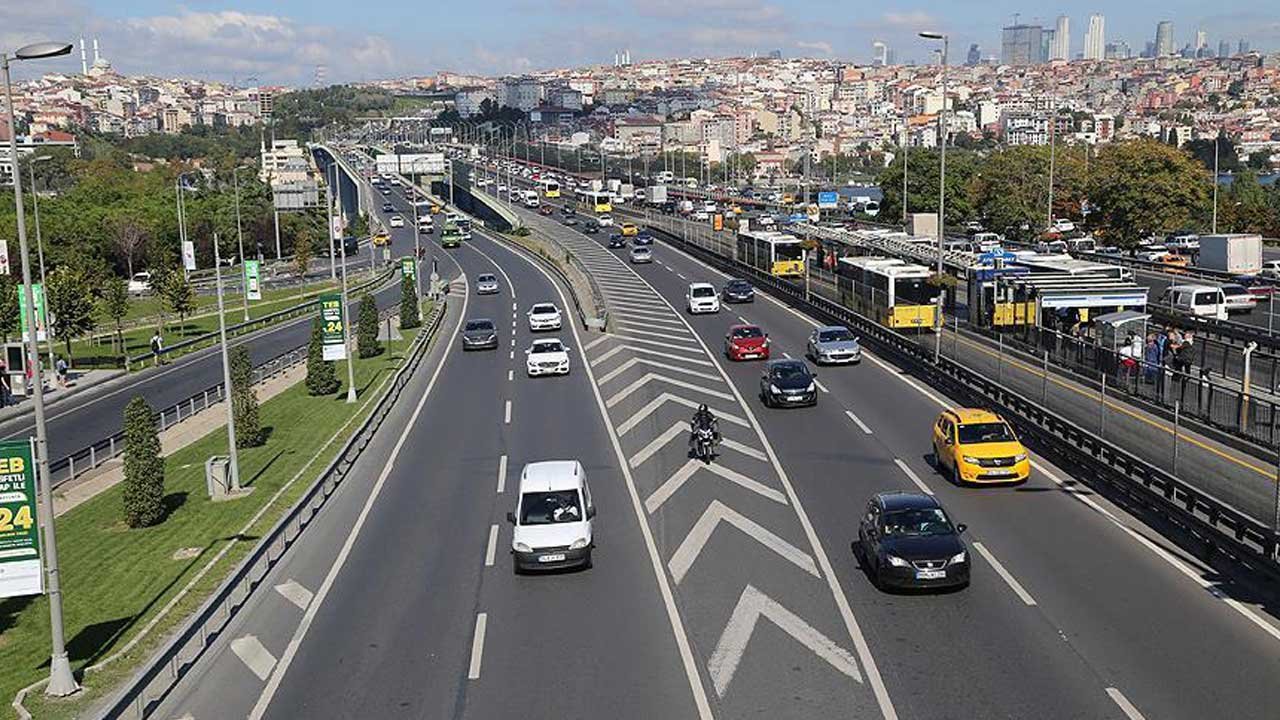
left=686, top=282, right=721, bottom=314
left=527, top=302, right=563, bottom=331
left=389, top=216, right=404, bottom=228
left=1049, top=218, right=1075, bottom=233
left=508, top=460, right=595, bottom=572
left=525, top=338, right=570, bottom=376
left=1219, top=283, right=1258, bottom=313
left=127, top=271, right=152, bottom=295
left=596, top=214, right=614, bottom=227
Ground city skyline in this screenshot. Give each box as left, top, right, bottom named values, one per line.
left=1, top=2, right=1277, bottom=85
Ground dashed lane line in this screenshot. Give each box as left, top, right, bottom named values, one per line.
left=892, top=458, right=933, bottom=496
left=485, top=525, right=499, bottom=567
left=1105, top=688, right=1149, bottom=720
left=467, top=613, right=488, bottom=680
left=504, top=399, right=512, bottom=424
left=497, top=454, right=507, bottom=494
left=972, top=542, right=1037, bottom=606
left=845, top=410, right=873, bottom=435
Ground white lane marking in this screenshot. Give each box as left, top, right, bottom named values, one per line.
left=814, top=378, right=829, bottom=394
left=468, top=613, right=488, bottom=680
left=509, top=350, right=514, bottom=360
left=485, top=525, right=499, bottom=567
left=616, top=391, right=750, bottom=435
left=507, top=369, right=513, bottom=382
left=782, top=351, right=792, bottom=359
left=273, top=580, right=313, bottom=611
left=669, top=500, right=816, bottom=584
left=676, top=272, right=687, bottom=280
left=646, top=459, right=788, bottom=513
left=845, top=410, right=873, bottom=435
left=512, top=301, right=517, bottom=311
left=597, top=357, right=722, bottom=386
left=737, top=315, right=748, bottom=324
left=616, top=326, right=698, bottom=343
left=591, top=344, right=715, bottom=368
left=1106, top=688, right=1149, bottom=720
left=972, top=541, right=1037, bottom=606
left=248, top=262, right=471, bottom=720
left=615, top=315, right=689, bottom=331
left=231, top=635, right=277, bottom=681
left=611, top=305, right=687, bottom=321
left=489, top=230, right=715, bottom=719
left=606, top=372, right=735, bottom=407
left=892, top=458, right=933, bottom=496
left=594, top=334, right=707, bottom=356
left=709, top=584, right=861, bottom=698
left=497, top=454, right=507, bottom=493
left=582, top=333, right=614, bottom=352
left=504, top=399, right=512, bottom=424
left=510, top=336, right=516, bottom=347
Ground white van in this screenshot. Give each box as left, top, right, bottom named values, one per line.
left=508, top=460, right=594, bottom=572
left=522, top=189, right=540, bottom=208
left=1160, top=284, right=1227, bottom=320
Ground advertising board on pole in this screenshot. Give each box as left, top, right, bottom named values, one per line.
left=319, top=293, right=347, bottom=361
left=817, top=191, right=839, bottom=209
left=17, top=284, right=47, bottom=343
left=244, top=260, right=262, bottom=301
left=0, top=439, right=43, bottom=599
left=182, top=240, right=197, bottom=271
left=401, top=257, right=416, bottom=280
left=0, top=240, right=9, bottom=275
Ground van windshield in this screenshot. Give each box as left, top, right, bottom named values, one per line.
left=519, top=490, right=582, bottom=525
left=1194, top=291, right=1219, bottom=306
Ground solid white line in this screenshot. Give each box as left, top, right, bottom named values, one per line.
left=485, top=525, right=499, bottom=567
left=504, top=399, right=512, bottom=424
left=497, top=454, right=507, bottom=493
left=972, top=541, right=1037, bottom=606
left=468, top=613, right=488, bottom=680
left=249, top=276, right=470, bottom=720
left=231, top=635, right=277, bottom=682
left=1105, top=688, right=1149, bottom=720
left=892, top=458, right=932, bottom=495
left=591, top=344, right=716, bottom=368
left=582, top=333, right=614, bottom=352
left=845, top=410, right=873, bottom=435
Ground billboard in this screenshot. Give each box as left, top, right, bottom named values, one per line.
left=244, top=260, right=262, bottom=301
left=182, top=240, right=197, bottom=271
left=0, top=240, right=8, bottom=275
left=319, top=293, right=347, bottom=361
left=817, top=191, right=839, bottom=209
left=375, top=153, right=445, bottom=175
left=0, top=439, right=42, bottom=599
left=401, top=257, right=416, bottom=280
left=17, top=284, right=47, bottom=343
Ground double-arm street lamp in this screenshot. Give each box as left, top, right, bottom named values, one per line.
left=919, top=30, right=948, bottom=363
left=3, top=39, right=80, bottom=698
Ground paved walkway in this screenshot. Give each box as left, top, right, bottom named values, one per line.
left=52, top=362, right=307, bottom=517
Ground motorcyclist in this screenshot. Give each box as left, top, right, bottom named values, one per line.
left=689, top=403, right=721, bottom=451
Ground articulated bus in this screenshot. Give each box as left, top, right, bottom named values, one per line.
left=835, top=256, right=941, bottom=330
left=541, top=179, right=561, bottom=199
left=736, top=229, right=805, bottom=277
left=578, top=189, right=613, bottom=213
left=441, top=219, right=463, bottom=248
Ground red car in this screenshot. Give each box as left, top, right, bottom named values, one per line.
left=724, top=324, right=770, bottom=361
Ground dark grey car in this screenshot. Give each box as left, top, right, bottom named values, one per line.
left=461, top=319, right=498, bottom=351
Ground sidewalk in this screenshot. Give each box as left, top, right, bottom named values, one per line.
left=51, top=362, right=307, bottom=517
left=0, top=367, right=126, bottom=424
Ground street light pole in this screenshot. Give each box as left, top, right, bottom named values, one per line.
left=210, top=233, right=242, bottom=491
left=339, top=228, right=357, bottom=404
left=920, top=31, right=948, bottom=363
left=1047, top=90, right=1057, bottom=230
left=232, top=167, right=250, bottom=322
left=1212, top=134, right=1220, bottom=234
left=28, top=156, right=55, bottom=374
left=3, top=41, right=80, bottom=698
left=176, top=173, right=191, bottom=281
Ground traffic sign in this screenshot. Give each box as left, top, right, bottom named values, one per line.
left=817, top=191, right=839, bottom=209
left=0, top=439, right=42, bottom=599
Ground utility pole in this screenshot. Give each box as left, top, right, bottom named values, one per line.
left=27, top=157, right=54, bottom=375
left=920, top=31, right=949, bottom=363
left=326, top=163, right=337, bottom=280
left=1212, top=134, right=1220, bottom=234
left=211, top=233, right=242, bottom=491
left=232, top=167, right=250, bottom=322
left=1047, top=90, right=1057, bottom=230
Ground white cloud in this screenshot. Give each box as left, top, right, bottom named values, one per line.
left=795, top=40, right=834, bottom=56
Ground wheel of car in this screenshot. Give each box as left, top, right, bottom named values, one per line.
left=512, top=558, right=523, bottom=575
left=583, top=550, right=593, bottom=570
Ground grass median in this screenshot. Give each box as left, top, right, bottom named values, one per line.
left=6, top=301, right=436, bottom=719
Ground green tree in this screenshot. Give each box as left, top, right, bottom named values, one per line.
left=122, top=396, right=165, bottom=528
left=1185, top=136, right=1241, bottom=173
left=1088, top=139, right=1211, bottom=247
left=155, top=266, right=196, bottom=331
left=968, top=145, right=1089, bottom=239
left=0, top=276, right=19, bottom=343
left=100, top=276, right=130, bottom=353
left=1219, top=170, right=1279, bottom=235
left=294, top=232, right=314, bottom=277
left=399, top=275, right=420, bottom=330
left=229, top=345, right=263, bottom=448
left=46, top=262, right=100, bottom=356
left=305, top=316, right=339, bottom=395
left=357, top=292, right=382, bottom=358
left=876, top=147, right=979, bottom=228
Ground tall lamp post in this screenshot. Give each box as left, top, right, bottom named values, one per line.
left=1211, top=133, right=1220, bottom=234
left=231, top=166, right=251, bottom=322
left=920, top=30, right=949, bottom=363
left=3, top=39, right=80, bottom=698
left=28, top=154, right=55, bottom=374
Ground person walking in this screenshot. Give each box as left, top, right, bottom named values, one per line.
left=55, top=356, right=69, bottom=389
left=0, top=363, right=10, bottom=408
left=150, top=330, right=164, bottom=365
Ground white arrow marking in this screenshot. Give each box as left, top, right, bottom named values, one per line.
left=613, top=305, right=689, bottom=322
left=708, top=585, right=861, bottom=697
left=614, top=315, right=689, bottom=331
left=598, top=357, right=722, bottom=386
left=617, top=327, right=698, bottom=343
left=582, top=333, right=614, bottom=353
left=231, top=635, right=278, bottom=681
left=668, top=501, right=815, bottom=583
left=591, top=344, right=715, bottom=368
left=606, top=373, right=735, bottom=408
left=647, top=462, right=788, bottom=515
left=616, top=392, right=750, bottom=436
left=591, top=334, right=708, bottom=357
left=273, top=580, right=313, bottom=611
left=628, top=423, right=768, bottom=468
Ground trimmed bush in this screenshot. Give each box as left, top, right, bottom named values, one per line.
left=357, top=292, right=382, bottom=358
left=122, top=396, right=164, bottom=528
left=305, top=316, right=339, bottom=396
left=399, top=275, right=421, bottom=330
left=230, top=345, right=263, bottom=447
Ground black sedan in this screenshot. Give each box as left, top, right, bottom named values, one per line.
left=607, top=234, right=627, bottom=249
left=758, top=359, right=817, bottom=407
left=633, top=232, right=654, bottom=246
left=856, top=492, right=969, bottom=591
left=381, top=202, right=394, bottom=212
left=723, top=278, right=755, bottom=303
left=584, top=223, right=600, bottom=235
left=460, top=319, right=499, bottom=351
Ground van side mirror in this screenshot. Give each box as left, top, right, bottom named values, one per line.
left=586, top=506, right=596, bottom=519
left=506, top=512, right=516, bottom=524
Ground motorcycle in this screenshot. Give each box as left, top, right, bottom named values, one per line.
left=690, top=424, right=718, bottom=464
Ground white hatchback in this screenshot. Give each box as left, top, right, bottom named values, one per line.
left=527, top=302, right=563, bottom=331
left=389, top=216, right=404, bottom=228
left=686, top=283, right=720, bottom=314
left=526, top=338, right=570, bottom=376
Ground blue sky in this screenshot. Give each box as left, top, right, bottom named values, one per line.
left=2, top=1, right=1277, bottom=85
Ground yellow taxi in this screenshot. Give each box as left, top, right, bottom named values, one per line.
left=620, top=222, right=639, bottom=237
left=372, top=232, right=391, bottom=247
left=429, top=204, right=442, bottom=214
left=931, top=408, right=1030, bottom=484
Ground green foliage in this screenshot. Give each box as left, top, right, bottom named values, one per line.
left=1088, top=139, right=1211, bottom=247
left=968, top=145, right=1089, bottom=239
left=154, top=266, right=196, bottom=327
left=875, top=147, right=979, bottom=228
left=46, top=261, right=101, bottom=355
left=293, top=229, right=314, bottom=277
left=305, top=316, right=339, bottom=395
left=103, top=124, right=264, bottom=163
left=356, top=292, right=382, bottom=358
left=399, top=275, right=420, bottom=330
left=122, top=396, right=165, bottom=528
left=1185, top=136, right=1241, bottom=173
left=100, top=276, right=130, bottom=353
left=270, top=85, right=404, bottom=138
left=229, top=345, right=263, bottom=448
left=0, top=276, right=18, bottom=342
left=349, top=212, right=369, bottom=238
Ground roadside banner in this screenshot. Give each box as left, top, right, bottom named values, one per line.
left=401, top=257, right=416, bottom=280
left=244, top=260, right=262, bottom=301
left=181, top=240, right=197, bottom=271
left=319, top=293, right=347, bottom=361
left=0, top=240, right=9, bottom=275
left=17, top=283, right=47, bottom=343
left=713, top=214, right=724, bottom=231
left=0, top=439, right=42, bottom=599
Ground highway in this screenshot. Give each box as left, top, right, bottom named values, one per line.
left=141, top=170, right=1280, bottom=720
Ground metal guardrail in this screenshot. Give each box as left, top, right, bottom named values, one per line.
left=640, top=216, right=1280, bottom=577
left=96, top=299, right=448, bottom=720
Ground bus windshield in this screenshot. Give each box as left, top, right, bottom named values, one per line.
left=773, top=243, right=804, bottom=261
left=895, top=277, right=941, bottom=305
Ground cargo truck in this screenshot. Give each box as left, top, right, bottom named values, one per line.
left=1198, top=234, right=1262, bottom=275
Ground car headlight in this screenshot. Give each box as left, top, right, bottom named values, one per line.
left=569, top=538, right=589, bottom=550
left=770, top=384, right=781, bottom=394
left=949, top=551, right=967, bottom=565
left=1014, top=453, right=1028, bottom=462
left=886, top=555, right=910, bottom=568
left=962, top=456, right=981, bottom=465
left=806, top=382, right=815, bottom=392
left=514, top=542, right=532, bottom=553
